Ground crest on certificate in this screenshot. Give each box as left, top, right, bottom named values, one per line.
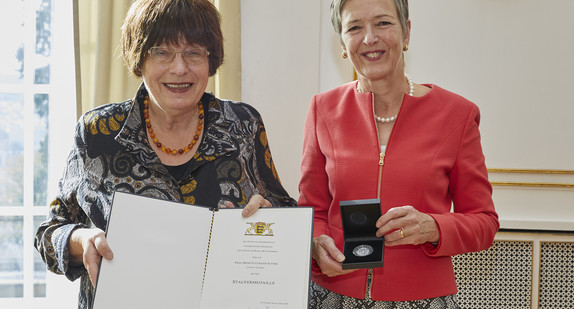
left=245, top=222, right=274, bottom=236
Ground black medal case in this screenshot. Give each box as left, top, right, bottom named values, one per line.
left=340, top=198, right=384, bottom=270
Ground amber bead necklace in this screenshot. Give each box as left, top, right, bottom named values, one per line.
left=143, top=96, right=204, bottom=155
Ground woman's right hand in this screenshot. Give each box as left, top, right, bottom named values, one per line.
left=312, top=235, right=355, bottom=277
left=69, top=228, right=114, bottom=286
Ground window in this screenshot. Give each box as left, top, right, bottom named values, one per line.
left=0, top=0, right=78, bottom=308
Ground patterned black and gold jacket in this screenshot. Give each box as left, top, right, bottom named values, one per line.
left=35, top=84, right=296, bottom=309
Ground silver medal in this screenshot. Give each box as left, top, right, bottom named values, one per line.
left=352, top=244, right=374, bottom=257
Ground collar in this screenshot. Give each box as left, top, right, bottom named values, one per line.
left=116, top=83, right=238, bottom=169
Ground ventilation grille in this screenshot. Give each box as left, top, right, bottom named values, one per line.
left=452, top=240, right=533, bottom=309
left=539, top=242, right=574, bottom=309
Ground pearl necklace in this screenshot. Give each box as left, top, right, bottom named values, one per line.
left=143, top=96, right=204, bottom=155
left=357, top=73, right=414, bottom=124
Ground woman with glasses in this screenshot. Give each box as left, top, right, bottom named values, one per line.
left=35, top=1, right=295, bottom=308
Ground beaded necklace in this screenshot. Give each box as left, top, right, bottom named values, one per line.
left=143, top=96, right=204, bottom=155
left=357, top=73, right=414, bottom=124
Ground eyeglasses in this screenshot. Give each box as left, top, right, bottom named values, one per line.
left=148, top=47, right=210, bottom=65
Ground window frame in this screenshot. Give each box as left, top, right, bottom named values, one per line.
left=0, top=0, right=79, bottom=307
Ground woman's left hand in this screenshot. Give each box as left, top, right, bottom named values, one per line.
left=375, top=205, right=440, bottom=246
left=241, top=194, right=272, bottom=218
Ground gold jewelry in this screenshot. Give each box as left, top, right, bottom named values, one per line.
left=342, top=51, right=348, bottom=59
left=143, top=96, right=204, bottom=155
left=403, top=44, right=409, bottom=51
left=400, top=228, right=405, bottom=238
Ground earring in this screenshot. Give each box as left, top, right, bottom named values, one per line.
left=403, top=44, right=409, bottom=51
left=342, top=51, right=348, bottom=59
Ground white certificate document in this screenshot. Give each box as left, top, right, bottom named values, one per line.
left=93, top=191, right=313, bottom=309
left=201, top=207, right=313, bottom=308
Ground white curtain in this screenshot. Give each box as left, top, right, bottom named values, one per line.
left=212, top=0, right=241, bottom=101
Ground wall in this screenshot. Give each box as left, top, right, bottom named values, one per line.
left=241, top=0, right=353, bottom=200
left=407, top=0, right=574, bottom=230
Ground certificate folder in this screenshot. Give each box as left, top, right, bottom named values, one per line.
left=93, top=191, right=313, bottom=309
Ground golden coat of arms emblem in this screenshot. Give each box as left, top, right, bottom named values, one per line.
left=245, top=222, right=274, bottom=236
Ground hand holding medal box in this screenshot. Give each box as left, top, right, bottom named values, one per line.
left=339, top=199, right=384, bottom=270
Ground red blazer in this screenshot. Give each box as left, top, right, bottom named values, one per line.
left=298, top=82, right=499, bottom=301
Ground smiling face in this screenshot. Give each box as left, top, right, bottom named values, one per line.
left=141, top=41, right=210, bottom=111
left=340, top=0, right=410, bottom=83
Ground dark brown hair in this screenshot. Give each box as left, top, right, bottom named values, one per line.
left=121, top=0, right=224, bottom=76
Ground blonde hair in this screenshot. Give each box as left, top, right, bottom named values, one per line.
left=330, top=0, right=409, bottom=39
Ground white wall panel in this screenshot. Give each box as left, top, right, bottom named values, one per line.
left=241, top=0, right=323, bottom=199
left=408, top=0, right=574, bottom=230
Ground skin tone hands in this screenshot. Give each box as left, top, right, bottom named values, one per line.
left=312, top=235, right=356, bottom=277
left=219, top=193, right=272, bottom=218
left=375, top=205, right=440, bottom=246
left=69, top=228, right=112, bottom=287
left=69, top=194, right=272, bottom=286
left=313, top=205, right=440, bottom=277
